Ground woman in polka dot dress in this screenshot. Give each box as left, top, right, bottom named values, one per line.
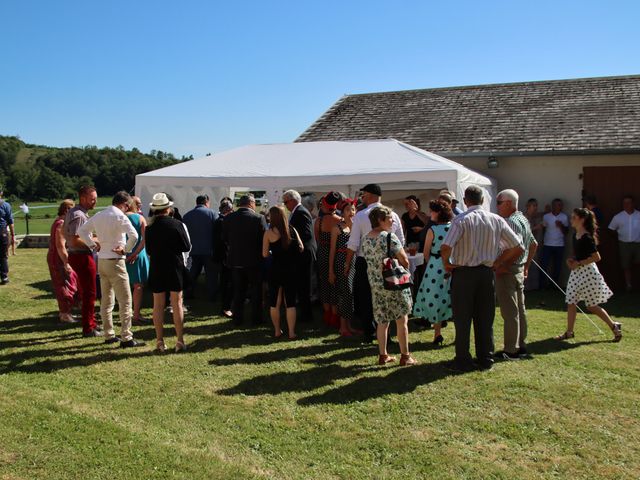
left=555, top=208, right=622, bottom=342
left=412, top=200, right=453, bottom=345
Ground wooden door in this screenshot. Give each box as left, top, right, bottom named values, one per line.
left=582, top=166, right=640, bottom=290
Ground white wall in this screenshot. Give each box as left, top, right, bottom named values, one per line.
left=451, top=154, right=640, bottom=213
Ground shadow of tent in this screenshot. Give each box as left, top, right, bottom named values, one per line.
left=297, top=360, right=463, bottom=406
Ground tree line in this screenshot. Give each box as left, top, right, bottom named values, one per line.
left=0, top=135, right=191, bottom=201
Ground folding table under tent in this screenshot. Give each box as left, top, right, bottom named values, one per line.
left=135, top=139, right=496, bottom=214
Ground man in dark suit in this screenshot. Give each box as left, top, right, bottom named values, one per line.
left=283, top=189, right=317, bottom=323
left=222, top=194, right=267, bottom=325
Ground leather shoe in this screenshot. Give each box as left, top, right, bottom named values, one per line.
left=477, top=359, right=494, bottom=371
left=104, top=336, right=121, bottom=344
left=83, top=328, right=104, bottom=338
left=120, top=339, right=145, bottom=348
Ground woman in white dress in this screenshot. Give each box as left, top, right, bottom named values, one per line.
left=555, top=208, right=621, bottom=342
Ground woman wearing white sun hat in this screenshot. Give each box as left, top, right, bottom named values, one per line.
left=145, top=193, right=192, bottom=353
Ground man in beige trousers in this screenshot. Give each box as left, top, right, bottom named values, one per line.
left=495, top=189, right=538, bottom=360
left=78, top=191, right=144, bottom=348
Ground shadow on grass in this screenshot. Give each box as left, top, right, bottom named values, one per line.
left=0, top=349, right=156, bottom=375
left=0, top=312, right=85, bottom=335
left=215, top=357, right=463, bottom=405
left=27, top=279, right=56, bottom=300
left=526, top=337, right=610, bottom=355
left=298, top=360, right=460, bottom=405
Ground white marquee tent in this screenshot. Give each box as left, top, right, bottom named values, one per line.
left=135, top=139, right=496, bottom=213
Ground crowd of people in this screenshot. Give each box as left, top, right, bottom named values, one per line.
left=0, top=182, right=634, bottom=369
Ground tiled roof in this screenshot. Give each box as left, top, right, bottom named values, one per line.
left=296, top=75, right=640, bottom=155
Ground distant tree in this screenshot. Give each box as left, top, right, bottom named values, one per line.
left=35, top=167, right=68, bottom=200
left=0, top=134, right=182, bottom=199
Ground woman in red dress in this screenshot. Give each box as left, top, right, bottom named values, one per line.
left=47, top=200, right=78, bottom=323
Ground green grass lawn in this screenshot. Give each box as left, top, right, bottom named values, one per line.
left=11, top=197, right=113, bottom=236
left=0, top=250, right=638, bottom=479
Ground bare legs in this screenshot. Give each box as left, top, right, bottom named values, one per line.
left=433, top=322, right=442, bottom=341
left=377, top=315, right=415, bottom=365
left=558, top=303, right=621, bottom=341
left=270, top=288, right=297, bottom=339
left=152, top=292, right=165, bottom=349
left=171, top=291, right=185, bottom=348
left=338, top=316, right=361, bottom=336
left=152, top=291, right=185, bottom=351
left=132, top=283, right=144, bottom=321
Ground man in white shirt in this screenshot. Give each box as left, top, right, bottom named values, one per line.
left=540, top=198, right=569, bottom=288
left=441, top=186, right=523, bottom=371
left=78, top=191, right=143, bottom=348
left=345, top=184, right=404, bottom=342
left=608, top=195, right=640, bottom=292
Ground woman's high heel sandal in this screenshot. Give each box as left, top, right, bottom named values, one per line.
left=400, top=354, right=417, bottom=366
left=378, top=354, right=396, bottom=366
left=175, top=341, right=187, bottom=353
left=555, top=331, right=575, bottom=341
left=612, top=322, right=622, bottom=342
left=154, top=340, right=166, bottom=354
left=433, top=335, right=444, bottom=346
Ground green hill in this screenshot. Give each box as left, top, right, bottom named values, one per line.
left=0, top=135, right=192, bottom=201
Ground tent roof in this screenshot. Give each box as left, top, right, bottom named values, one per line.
left=137, top=139, right=493, bottom=188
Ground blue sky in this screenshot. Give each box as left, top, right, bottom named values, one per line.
left=1, top=0, right=638, bottom=158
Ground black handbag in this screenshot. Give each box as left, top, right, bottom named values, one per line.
left=382, top=233, right=412, bottom=291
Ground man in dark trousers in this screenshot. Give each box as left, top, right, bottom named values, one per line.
left=222, top=194, right=267, bottom=326
left=344, top=184, right=404, bottom=343
left=183, top=194, right=218, bottom=301
left=283, top=189, right=317, bottom=323
left=441, top=185, right=523, bottom=371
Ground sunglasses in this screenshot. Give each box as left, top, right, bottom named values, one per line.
left=497, top=200, right=507, bottom=205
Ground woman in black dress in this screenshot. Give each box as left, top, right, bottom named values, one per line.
left=328, top=198, right=360, bottom=337
left=315, top=192, right=342, bottom=328
left=401, top=195, right=428, bottom=247
left=263, top=205, right=303, bottom=339
left=146, top=193, right=192, bottom=353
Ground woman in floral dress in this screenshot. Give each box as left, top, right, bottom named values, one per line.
left=361, top=206, right=416, bottom=366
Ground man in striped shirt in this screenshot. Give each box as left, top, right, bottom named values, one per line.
left=495, top=189, right=538, bottom=360
left=441, top=186, right=523, bottom=371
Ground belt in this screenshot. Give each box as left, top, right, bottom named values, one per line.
left=68, top=250, right=92, bottom=255
left=102, top=258, right=125, bottom=261
left=455, top=265, right=491, bottom=270
left=430, top=252, right=441, bottom=259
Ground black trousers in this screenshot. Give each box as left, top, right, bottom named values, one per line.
left=451, top=266, right=495, bottom=366
left=0, top=229, right=9, bottom=281
left=218, top=263, right=233, bottom=311
left=231, top=267, right=263, bottom=325
left=353, top=256, right=374, bottom=339
left=295, top=251, right=314, bottom=322
left=186, top=255, right=218, bottom=300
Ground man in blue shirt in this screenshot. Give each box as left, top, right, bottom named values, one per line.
left=0, top=188, right=15, bottom=284
left=183, top=194, right=219, bottom=301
